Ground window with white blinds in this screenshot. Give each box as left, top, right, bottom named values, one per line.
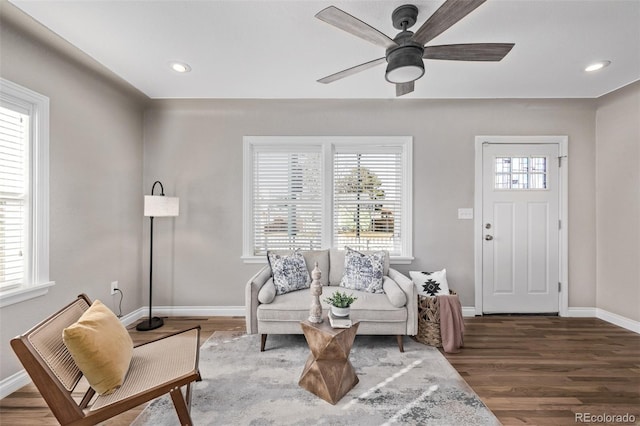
left=244, top=137, right=412, bottom=262
left=334, top=148, right=404, bottom=255
left=0, top=78, right=52, bottom=307
left=0, top=106, right=28, bottom=291
left=251, top=147, right=323, bottom=254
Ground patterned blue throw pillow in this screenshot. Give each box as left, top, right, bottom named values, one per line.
left=267, top=250, right=311, bottom=295
left=340, top=247, right=385, bottom=294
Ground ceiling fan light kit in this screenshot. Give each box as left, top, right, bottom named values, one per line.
left=385, top=46, right=425, bottom=84
left=316, top=0, right=514, bottom=97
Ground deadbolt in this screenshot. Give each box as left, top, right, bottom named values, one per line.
left=485, top=223, right=492, bottom=229
left=485, top=235, right=493, bottom=241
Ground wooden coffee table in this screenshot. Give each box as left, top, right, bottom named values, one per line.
left=298, top=317, right=359, bottom=404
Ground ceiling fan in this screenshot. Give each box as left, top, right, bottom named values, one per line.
left=315, top=0, right=514, bottom=96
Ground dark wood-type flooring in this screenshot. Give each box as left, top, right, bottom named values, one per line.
left=1, top=316, right=638, bottom=425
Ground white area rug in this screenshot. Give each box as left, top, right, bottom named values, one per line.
left=133, top=331, right=500, bottom=425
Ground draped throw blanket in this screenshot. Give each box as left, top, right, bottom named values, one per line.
left=438, top=294, right=465, bottom=353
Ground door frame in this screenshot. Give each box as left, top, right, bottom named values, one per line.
left=474, top=136, right=569, bottom=316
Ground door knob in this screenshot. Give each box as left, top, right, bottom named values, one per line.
left=485, top=234, right=493, bottom=241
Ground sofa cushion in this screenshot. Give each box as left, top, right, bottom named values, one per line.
left=301, top=249, right=330, bottom=286
left=329, top=248, right=390, bottom=285
left=269, top=249, right=329, bottom=286
left=410, top=269, right=450, bottom=296
left=339, top=248, right=385, bottom=294
left=383, top=277, right=407, bottom=308
left=257, top=288, right=406, bottom=323
left=268, top=250, right=311, bottom=295
left=258, top=278, right=277, bottom=304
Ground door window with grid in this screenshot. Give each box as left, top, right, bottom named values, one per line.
left=243, top=137, right=412, bottom=262
left=495, top=156, right=548, bottom=189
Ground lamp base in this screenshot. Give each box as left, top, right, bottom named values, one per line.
left=136, top=316, right=164, bottom=331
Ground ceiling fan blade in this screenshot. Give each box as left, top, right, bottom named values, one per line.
left=318, top=57, right=386, bottom=84
left=396, top=81, right=415, bottom=97
left=423, top=43, right=515, bottom=61
left=316, top=6, right=397, bottom=49
left=412, top=0, right=487, bottom=46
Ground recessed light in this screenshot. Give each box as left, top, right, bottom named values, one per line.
left=170, top=62, right=191, bottom=73
left=585, top=60, right=611, bottom=72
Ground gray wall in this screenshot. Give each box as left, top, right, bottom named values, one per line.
left=143, top=98, right=597, bottom=310
left=0, top=10, right=146, bottom=380
left=595, top=81, right=640, bottom=322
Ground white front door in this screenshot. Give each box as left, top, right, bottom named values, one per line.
left=482, top=143, right=560, bottom=313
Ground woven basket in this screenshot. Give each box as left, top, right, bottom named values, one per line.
left=414, top=290, right=456, bottom=347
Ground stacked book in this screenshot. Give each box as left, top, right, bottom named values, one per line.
left=329, top=311, right=352, bottom=328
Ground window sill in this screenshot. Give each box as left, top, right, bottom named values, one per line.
left=0, top=281, right=56, bottom=308
left=242, top=255, right=414, bottom=265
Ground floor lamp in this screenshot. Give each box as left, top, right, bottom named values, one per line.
left=137, top=180, right=179, bottom=331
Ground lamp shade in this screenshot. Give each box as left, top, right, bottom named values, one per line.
left=144, top=195, right=179, bottom=217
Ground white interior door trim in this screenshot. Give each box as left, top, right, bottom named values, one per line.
left=474, top=136, right=569, bottom=316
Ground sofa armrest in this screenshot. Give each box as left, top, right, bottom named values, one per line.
left=388, top=268, right=417, bottom=335
left=245, top=265, right=272, bottom=334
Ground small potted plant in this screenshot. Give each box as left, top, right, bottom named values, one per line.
left=324, top=290, right=357, bottom=317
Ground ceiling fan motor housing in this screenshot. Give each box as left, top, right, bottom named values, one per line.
left=385, top=30, right=425, bottom=83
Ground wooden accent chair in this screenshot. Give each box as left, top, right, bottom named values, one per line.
left=10, top=294, right=201, bottom=425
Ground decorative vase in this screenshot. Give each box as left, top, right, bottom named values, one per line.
left=331, top=306, right=350, bottom=317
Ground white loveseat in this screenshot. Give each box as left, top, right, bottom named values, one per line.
left=245, top=249, right=417, bottom=352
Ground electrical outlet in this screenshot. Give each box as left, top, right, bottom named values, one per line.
left=110, top=281, right=119, bottom=295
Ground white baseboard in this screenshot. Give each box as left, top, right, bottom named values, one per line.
left=119, top=307, right=146, bottom=326
left=465, top=306, right=639, bottom=335
left=462, top=306, right=476, bottom=317
left=596, top=308, right=640, bottom=334
left=150, top=305, right=245, bottom=317
left=0, top=370, right=30, bottom=400
left=565, top=307, right=597, bottom=317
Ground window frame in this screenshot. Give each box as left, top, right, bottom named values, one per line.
left=242, top=136, right=413, bottom=264
left=0, top=79, right=54, bottom=307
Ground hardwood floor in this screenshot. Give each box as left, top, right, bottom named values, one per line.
left=1, top=316, right=638, bottom=425
left=442, top=316, right=640, bottom=425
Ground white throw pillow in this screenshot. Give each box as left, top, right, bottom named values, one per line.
left=409, top=269, right=450, bottom=296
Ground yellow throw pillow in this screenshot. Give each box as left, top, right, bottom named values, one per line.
left=62, top=299, right=133, bottom=395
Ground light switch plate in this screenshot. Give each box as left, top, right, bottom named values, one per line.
left=458, top=208, right=473, bottom=220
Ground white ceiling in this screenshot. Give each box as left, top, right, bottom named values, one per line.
left=8, top=0, right=640, bottom=99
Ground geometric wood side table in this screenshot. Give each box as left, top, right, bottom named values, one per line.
left=298, top=318, right=360, bottom=405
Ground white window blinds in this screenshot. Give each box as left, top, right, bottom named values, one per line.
left=0, top=105, right=28, bottom=290
left=333, top=148, right=403, bottom=255
left=244, top=136, right=412, bottom=262
left=251, top=147, right=323, bottom=255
